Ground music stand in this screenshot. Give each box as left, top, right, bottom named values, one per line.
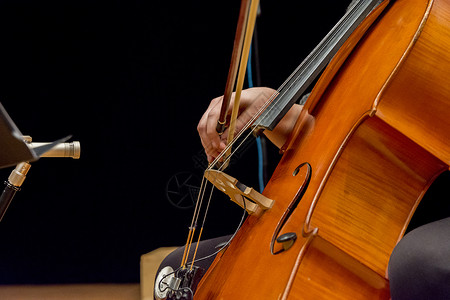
left=0, top=103, right=39, bottom=169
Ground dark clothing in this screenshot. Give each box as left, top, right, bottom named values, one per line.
left=156, top=170, right=450, bottom=299
left=158, top=222, right=450, bottom=299
left=154, top=235, right=232, bottom=299
left=155, top=235, right=232, bottom=282
left=388, top=217, right=450, bottom=300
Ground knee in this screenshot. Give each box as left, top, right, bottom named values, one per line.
left=388, top=218, right=450, bottom=300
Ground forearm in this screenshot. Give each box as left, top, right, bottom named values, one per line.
left=263, top=104, right=303, bottom=149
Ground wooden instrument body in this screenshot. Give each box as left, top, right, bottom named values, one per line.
left=195, top=0, right=450, bottom=298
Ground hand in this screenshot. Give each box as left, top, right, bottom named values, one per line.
left=197, top=87, right=276, bottom=163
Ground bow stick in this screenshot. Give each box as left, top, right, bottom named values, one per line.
left=180, top=0, right=261, bottom=270
left=214, top=0, right=260, bottom=169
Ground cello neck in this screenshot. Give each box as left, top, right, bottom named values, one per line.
left=253, top=0, right=383, bottom=134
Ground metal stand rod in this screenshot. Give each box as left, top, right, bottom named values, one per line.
left=0, top=182, right=20, bottom=222
left=0, top=138, right=80, bottom=222
left=0, top=162, right=31, bottom=222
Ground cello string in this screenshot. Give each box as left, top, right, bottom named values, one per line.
left=156, top=204, right=248, bottom=296
left=209, top=0, right=378, bottom=159
left=180, top=175, right=209, bottom=268
left=209, top=0, right=384, bottom=181
left=208, top=89, right=279, bottom=171
left=183, top=0, right=367, bottom=267
left=181, top=0, right=251, bottom=263
left=188, top=186, right=215, bottom=270
left=180, top=0, right=382, bottom=273
left=183, top=0, right=321, bottom=264
left=184, top=0, right=260, bottom=266
left=186, top=203, right=248, bottom=267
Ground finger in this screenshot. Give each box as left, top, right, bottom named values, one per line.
left=204, top=98, right=226, bottom=151
left=198, top=97, right=226, bottom=158
left=199, top=132, right=222, bottom=160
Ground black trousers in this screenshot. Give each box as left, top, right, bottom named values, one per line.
left=156, top=235, right=232, bottom=276
left=156, top=218, right=450, bottom=299
left=388, top=217, right=450, bottom=300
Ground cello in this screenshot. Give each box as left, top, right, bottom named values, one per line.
left=171, top=0, right=450, bottom=298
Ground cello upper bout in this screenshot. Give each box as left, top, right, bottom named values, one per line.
left=281, top=0, right=390, bottom=152
left=376, top=0, right=450, bottom=165
left=195, top=0, right=450, bottom=298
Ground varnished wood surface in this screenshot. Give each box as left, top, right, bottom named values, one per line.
left=377, top=0, right=450, bottom=163
left=308, top=116, right=445, bottom=276
left=289, top=235, right=390, bottom=300
left=194, top=0, right=450, bottom=298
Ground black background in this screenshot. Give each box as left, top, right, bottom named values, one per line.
left=0, top=0, right=351, bottom=284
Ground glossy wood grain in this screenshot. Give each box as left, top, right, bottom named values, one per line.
left=194, top=0, right=450, bottom=298
left=289, top=235, right=390, bottom=300
left=377, top=0, right=450, bottom=163
left=308, top=116, right=446, bottom=276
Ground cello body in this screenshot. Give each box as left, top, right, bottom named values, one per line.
left=194, top=0, right=450, bottom=298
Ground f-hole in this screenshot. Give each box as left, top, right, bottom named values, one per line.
left=270, top=162, right=312, bottom=255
